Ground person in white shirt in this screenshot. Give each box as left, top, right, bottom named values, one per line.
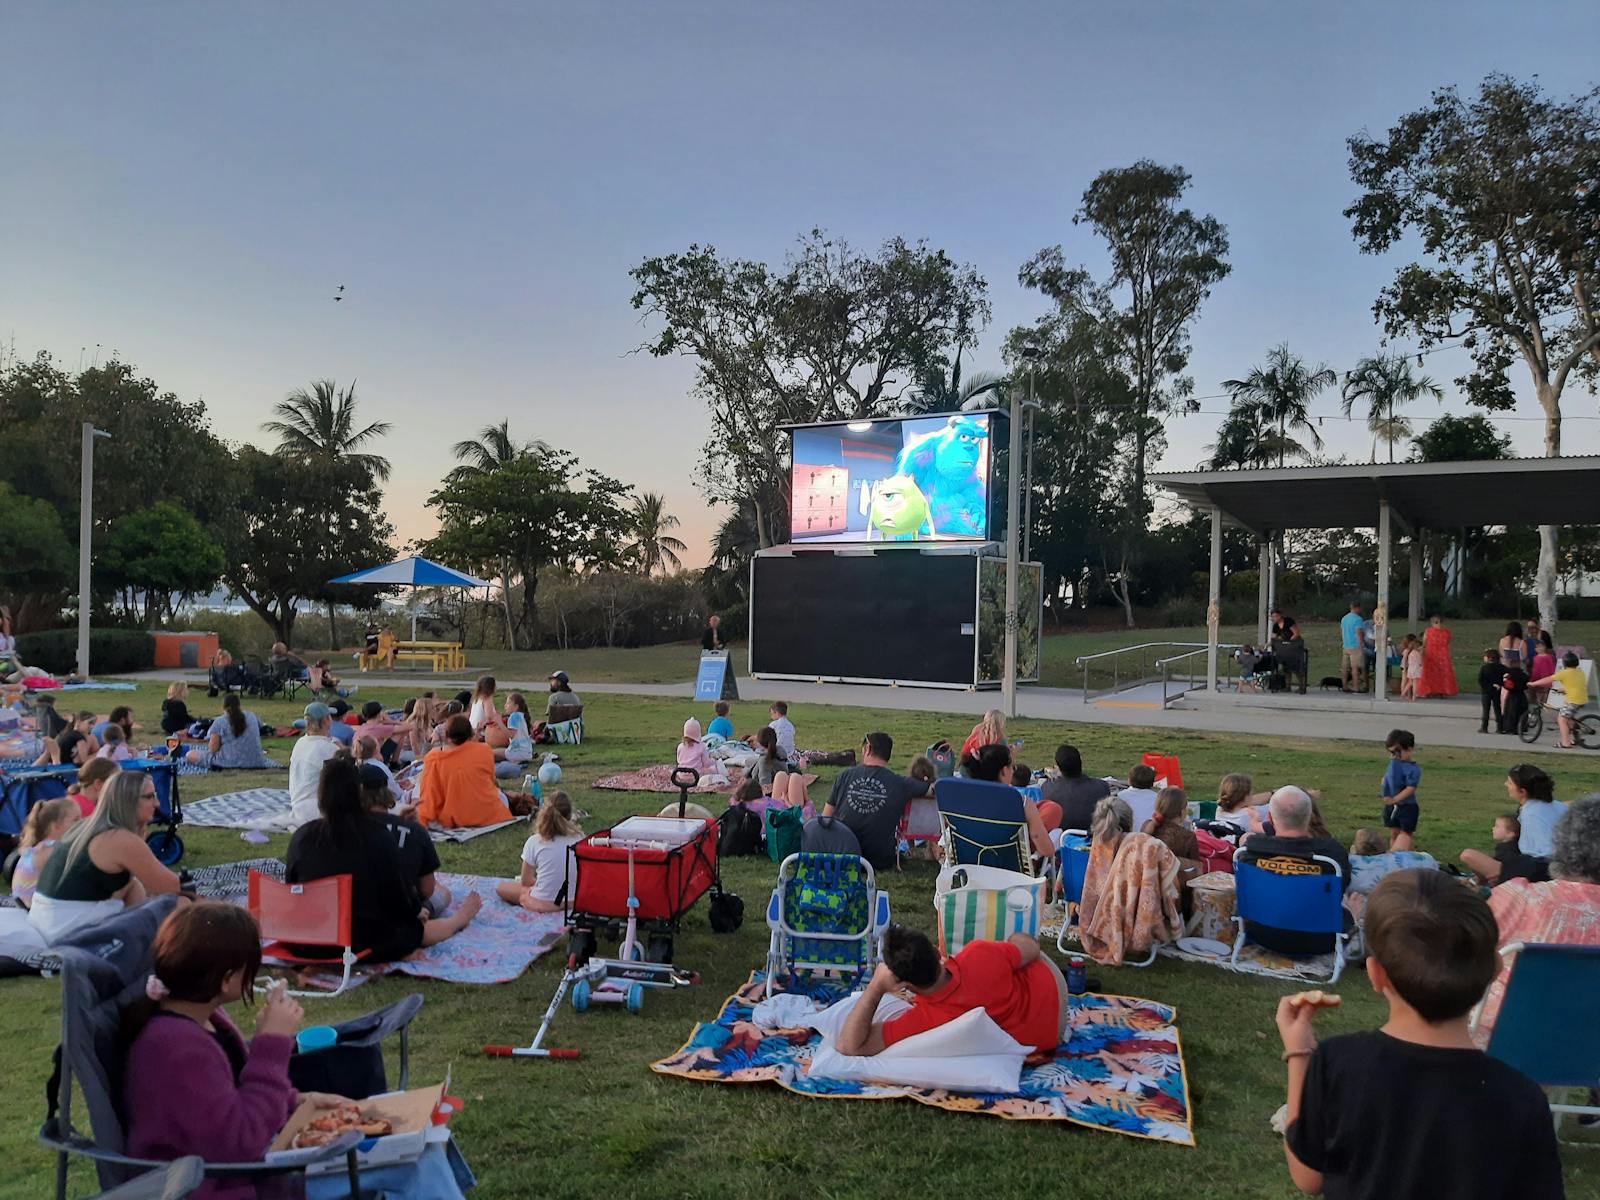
left=764, top=701, right=798, bottom=763
left=1117, top=763, right=1160, bottom=833
left=495, top=791, right=584, bottom=912
left=288, top=702, right=346, bottom=825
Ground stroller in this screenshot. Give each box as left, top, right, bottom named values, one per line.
left=764, top=852, right=891, bottom=998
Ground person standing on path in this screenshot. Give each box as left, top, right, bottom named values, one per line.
left=1340, top=602, right=1368, bottom=693
left=701, top=614, right=724, bottom=652
left=1416, top=615, right=1459, bottom=699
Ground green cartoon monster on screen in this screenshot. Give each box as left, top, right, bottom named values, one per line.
left=868, top=473, right=932, bottom=540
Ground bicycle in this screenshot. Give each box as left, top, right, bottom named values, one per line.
left=1518, top=700, right=1600, bottom=749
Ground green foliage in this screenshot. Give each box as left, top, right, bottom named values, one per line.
left=1339, top=355, right=1443, bottom=463
left=538, top=568, right=707, bottom=650
left=630, top=230, right=990, bottom=547
left=1214, top=344, right=1336, bottom=468
left=0, top=482, right=74, bottom=602
left=1409, top=413, right=1513, bottom=462
left=224, top=445, right=396, bottom=644
left=15, top=628, right=154, bottom=675
left=425, top=451, right=635, bottom=645
left=263, top=379, right=392, bottom=481
left=100, top=501, right=228, bottom=625
left=622, top=492, right=687, bottom=577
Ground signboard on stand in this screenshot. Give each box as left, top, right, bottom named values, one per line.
left=695, top=651, right=740, bottom=701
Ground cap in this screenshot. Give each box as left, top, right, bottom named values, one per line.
left=550, top=671, right=570, bottom=685
left=357, top=763, right=390, bottom=792
left=303, top=701, right=332, bottom=721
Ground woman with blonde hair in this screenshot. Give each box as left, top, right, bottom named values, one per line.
left=959, top=708, right=1007, bottom=762
left=29, top=770, right=183, bottom=942
left=160, top=681, right=195, bottom=736
left=8, top=796, right=82, bottom=907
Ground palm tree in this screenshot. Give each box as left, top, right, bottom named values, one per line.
left=625, top=492, right=688, bottom=576
left=1341, top=355, right=1444, bottom=462
left=909, top=350, right=1010, bottom=414
left=263, top=379, right=392, bottom=480
left=446, top=420, right=550, bottom=484
left=1221, top=345, right=1335, bottom=468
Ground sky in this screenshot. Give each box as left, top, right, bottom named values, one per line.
left=3, top=1, right=1597, bottom=566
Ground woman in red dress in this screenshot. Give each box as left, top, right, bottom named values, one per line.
left=1416, top=614, right=1459, bottom=697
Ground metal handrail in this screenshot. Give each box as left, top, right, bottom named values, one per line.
left=1157, top=647, right=1240, bottom=708
left=1075, top=640, right=1240, bottom=704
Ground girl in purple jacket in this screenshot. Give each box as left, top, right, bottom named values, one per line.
left=123, top=902, right=347, bottom=1198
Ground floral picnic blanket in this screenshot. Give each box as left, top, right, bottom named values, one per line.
left=651, top=971, right=1194, bottom=1146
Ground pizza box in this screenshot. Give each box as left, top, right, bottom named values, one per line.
left=266, top=1081, right=445, bottom=1175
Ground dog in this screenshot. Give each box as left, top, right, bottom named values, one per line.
left=1318, top=676, right=1345, bottom=690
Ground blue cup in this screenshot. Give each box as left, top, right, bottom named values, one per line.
left=296, top=1025, right=338, bottom=1054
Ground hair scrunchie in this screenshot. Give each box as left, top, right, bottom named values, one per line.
left=145, top=974, right=170, bottom=1001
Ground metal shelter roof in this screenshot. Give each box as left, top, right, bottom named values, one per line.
left=1151, top=457, right=1600, bottom=535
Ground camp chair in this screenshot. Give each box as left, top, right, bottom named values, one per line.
left=933, top=777, right=1035, bottom=876
left=1230, top=857, right=1349, bottom=983
left=88, top=1157, right=203, bottom=1200
left=39, top=896, right=368, bottom=1200
left=248, top=871, right=370, bottom=997
left=764, top=853, right=891, bottom=998
left=1475, top=941, right=1600, bottom=1131
left=1053, top=830, right=1090, bottom=954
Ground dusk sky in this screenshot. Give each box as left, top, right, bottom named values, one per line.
left=5, top=1, right=1596, bottom=566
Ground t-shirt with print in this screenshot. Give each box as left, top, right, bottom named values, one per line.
left=372, top=811, right=439, bottom=894
left=825, top=764, right=929, bottom=869
left=520, top=833, right=582, bottom=904
left=880, top=939, right=1060, bottom=1054
left=1286, top=1030, right=1562, bottom=1200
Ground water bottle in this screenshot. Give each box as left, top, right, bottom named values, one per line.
left=521, top=774, right=542, bottom=804
left=1067, top=955, right=1087, bottom=995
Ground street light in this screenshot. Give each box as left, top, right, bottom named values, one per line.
left=77, top=423, right=112, bottom=679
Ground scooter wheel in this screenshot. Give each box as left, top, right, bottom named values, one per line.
left=625, top=983, right=644, bottom=1014
left=571, top=979, right=591, bottom=1012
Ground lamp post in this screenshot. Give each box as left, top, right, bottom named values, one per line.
left=76, top=423, right=111, bottom=678
left=1001, top=348, right=1044, bottom=718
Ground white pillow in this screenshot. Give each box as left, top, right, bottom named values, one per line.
left=805, top=991, right=1027, bottom=1093
left=0, top=906, right=49, bottom=957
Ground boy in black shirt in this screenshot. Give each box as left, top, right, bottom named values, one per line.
left=1500, top=661, right=1530, bottom=735
left=1477, top=648, right=1506, bottom=734
left=1278, top=868, right=1562, bottom=1199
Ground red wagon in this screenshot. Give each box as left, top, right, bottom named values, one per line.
left=567, top=814, right=723, bottom=966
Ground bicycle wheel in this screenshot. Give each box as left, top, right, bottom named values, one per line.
left=1518, top=708, right=1543, bottom=744
left=1576, top=715, right=1600, bottom=750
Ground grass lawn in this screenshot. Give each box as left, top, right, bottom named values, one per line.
left=6, top=682, right=1600, bottom=1198
left=438, top=617, right=1600, bottom=698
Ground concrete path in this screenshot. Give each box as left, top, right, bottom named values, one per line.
left=127, top=667, right=1573, bottom=754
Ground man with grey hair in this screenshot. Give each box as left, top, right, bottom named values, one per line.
left=1235, top=785, right=1351, bottom=955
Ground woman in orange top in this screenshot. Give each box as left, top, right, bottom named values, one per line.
left=416, top=715, right=514, bottom=828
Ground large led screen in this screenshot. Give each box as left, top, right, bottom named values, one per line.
left=789, top=414, right=993, bottom=543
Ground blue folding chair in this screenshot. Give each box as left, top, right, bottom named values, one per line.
left=1478, top=941, right=1600, bottom=1128
left=1231, top=856, right=1348, bottom=983
left=1054, top=830, right=1090, bottom=954
left=933, top=778, right=1034, bottom=875
left=764, top=853, right=891, bottom=998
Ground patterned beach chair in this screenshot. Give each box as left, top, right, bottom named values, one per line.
left=764, top=853, right=890, bottom=998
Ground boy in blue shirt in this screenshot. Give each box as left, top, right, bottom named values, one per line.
left=1381, top=728, right=1421, bottom=851
left=707, top=701, right=734, bottom=740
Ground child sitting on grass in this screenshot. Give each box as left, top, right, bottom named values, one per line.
left=1277, top=868, right=1562, bottom=1198
left=8, top=797, right=81, bottom=907
left=677, top=718, right=716, bottom=777
left=707, top=701, right=734, bottom=741
left=496, top=791, right=584, bottom=913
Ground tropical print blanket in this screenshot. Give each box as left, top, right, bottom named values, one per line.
left=651, top=970, right=1194, bottom=1146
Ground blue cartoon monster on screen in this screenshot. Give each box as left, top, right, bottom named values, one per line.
left=893, top=414, right=990, bottom=537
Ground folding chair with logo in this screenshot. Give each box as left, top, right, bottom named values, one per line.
left=1230, top=856, right=1349, bottom=983
left=933, top=778, right=1034, bottom=876
left=1476, top=941, right=1600, bottom=1133
left=248, top=871, right=370, bottom=998
left=764, top=853, right=891, bottom=998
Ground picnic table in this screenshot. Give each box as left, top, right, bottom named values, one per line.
left=359, top=639, right=465, bottom=672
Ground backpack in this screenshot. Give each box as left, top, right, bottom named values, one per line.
left=1194, top=828, right=1236, bottom=874
left=926, top=740, right=956, bottom=779
left=717, top=804, right=764, bottom=857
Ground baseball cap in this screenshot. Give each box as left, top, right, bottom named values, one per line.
left=550, top=671, right=570, bottom=685
left=357, top=763, right=390, bottom=792
left=303, top=701, right=332, bottom=721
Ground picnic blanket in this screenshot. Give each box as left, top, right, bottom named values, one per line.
left=289, top=873, right=565, bottom=989
left=181, top=788, right=527, bottom=843
left=593, top=764, right=818, bottom=795
left=651, top=970, right=1194, bottom=1146
left=186, top=856, right=286, bottom=902
left=1155, top=938, right=1341, bottom=981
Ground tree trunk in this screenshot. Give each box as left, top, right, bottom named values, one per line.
left=500, top=566, right=516, bottom=650
left=1537, top=384, right=1561, bottom=630
left=326, top=601, right=338, bottom=653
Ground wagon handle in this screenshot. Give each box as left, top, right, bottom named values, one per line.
left=670, top=766, right=701, bottom=818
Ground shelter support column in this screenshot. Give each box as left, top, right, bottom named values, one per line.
left=1375, top=500, right=1392, bottom=702
left=1408, top=536, right=1424, bottom=628
left=1257, top=541, right=1270, bottom=644
left=1206, top=505, right=1222, bottom=693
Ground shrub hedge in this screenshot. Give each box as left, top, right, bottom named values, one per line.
left=15, top=628, right=156, bottom=676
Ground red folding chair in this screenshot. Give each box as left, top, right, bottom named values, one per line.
left=1141, top=752, right=1183, bottom=789
left=247, top=871, right=369, bottom=998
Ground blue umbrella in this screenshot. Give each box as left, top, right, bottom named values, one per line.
left=329, top=556, right=493, bottom=640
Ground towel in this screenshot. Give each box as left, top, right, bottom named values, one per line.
left=1080, top=832, right=1183, bottom=966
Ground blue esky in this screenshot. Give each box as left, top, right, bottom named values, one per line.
left=4, top=1, right=1596, bottom=565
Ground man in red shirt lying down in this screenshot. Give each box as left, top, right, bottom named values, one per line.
left=835, top=926, right=1068, bottom=1057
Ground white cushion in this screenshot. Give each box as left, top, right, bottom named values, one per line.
left=805, top=991, right=1027, bottom=1093
left=0, top=906, right=49, bottom=956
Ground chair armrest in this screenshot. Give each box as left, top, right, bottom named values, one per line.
left=335, top=992, right=424, bottom=1043
left=87, top=1157, right=204, bottom=1200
